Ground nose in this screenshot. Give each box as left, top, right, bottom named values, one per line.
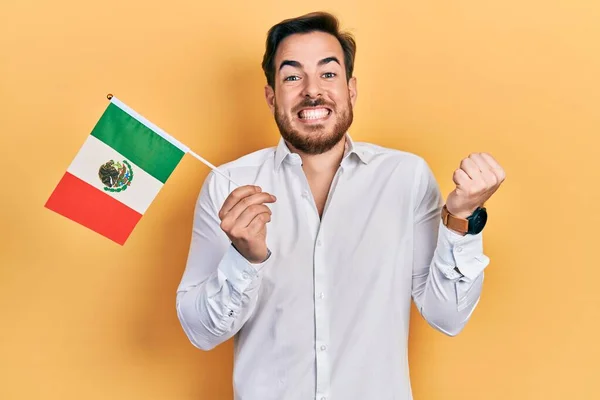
left=301, top=75, right=322, bottom=98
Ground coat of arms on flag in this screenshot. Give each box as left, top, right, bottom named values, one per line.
left=99, top=159, right=134, bottom=192
left=45, top=95, right=190, bottom=245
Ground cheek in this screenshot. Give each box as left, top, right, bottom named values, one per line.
left=275, top=89, right=295, bottom=108
left=277, top=99, right=299, bottom=117
left=328, top=85, right=350, bottom=103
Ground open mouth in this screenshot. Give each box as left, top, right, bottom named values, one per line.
left=297, top=107, right=332, bottom=122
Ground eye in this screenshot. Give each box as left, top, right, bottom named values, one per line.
left=284, top=75, right=300, bottom=82
left=322, top=72, right=337, bottom=79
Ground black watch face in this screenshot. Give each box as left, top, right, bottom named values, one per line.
left=468, top=208, right=488, bottom=234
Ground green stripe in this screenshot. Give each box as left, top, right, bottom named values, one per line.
left=90, top=104, right=185, bottom=183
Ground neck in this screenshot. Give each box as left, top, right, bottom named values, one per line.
left=285, top=136, right=347, bottom=219
left=286, top=136, right=347, bottom=176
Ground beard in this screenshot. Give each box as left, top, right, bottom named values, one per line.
left=274, top=96, right=353, bottom=155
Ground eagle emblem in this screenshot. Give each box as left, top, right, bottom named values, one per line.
left=98, top=160, right=134, bottom=192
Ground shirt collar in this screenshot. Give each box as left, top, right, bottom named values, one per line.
left=274, top=133, right=372, bottom=170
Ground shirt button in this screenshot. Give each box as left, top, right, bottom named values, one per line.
left=302, top=190, right=309, bottom=198
left=319, top=292, right=325, bottom=299
left=320, top=345, right=327, bottom=351
left=321, top=397, right=327, bottom=400
left=242, top=273, right=250, bottom=280
left=456, top=246, right=463, bottom=253
left=317, top=239, right=322, bottom=247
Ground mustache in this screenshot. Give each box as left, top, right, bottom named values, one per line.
left=292, top=98, right=334, bottom=114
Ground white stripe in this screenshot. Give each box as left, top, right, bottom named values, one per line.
left=67, top=135, right=164, bottom=214
left=109, top=96, right=190, bottom=153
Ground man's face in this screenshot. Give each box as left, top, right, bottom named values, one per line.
left=265, top=31, right=357, bottom=155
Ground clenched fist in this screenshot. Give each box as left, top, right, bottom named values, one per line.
left=218, top=185, right=276, bottom=263
left=446, top=153, right=506, bottom=218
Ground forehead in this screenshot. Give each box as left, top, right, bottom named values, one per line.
left=275, top=31, right=345, bottom=68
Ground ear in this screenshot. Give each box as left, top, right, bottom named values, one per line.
left=348, top=76, right=358, bottom=108
left=264, top=85, right=276, bottom=114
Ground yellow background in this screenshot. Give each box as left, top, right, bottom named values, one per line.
left=1, top=1, right=599, bottom=399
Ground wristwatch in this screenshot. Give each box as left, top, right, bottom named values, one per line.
left=441, top=205, right=487, bottom=235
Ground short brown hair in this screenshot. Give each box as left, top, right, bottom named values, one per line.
left=261, top=12, right=357, bottom=88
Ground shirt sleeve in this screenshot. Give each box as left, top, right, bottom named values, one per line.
left=435, top=223, right=490, bottom=281
left=411, top=157, right=490, bottom=336
left=175, top=171, right=272, bottom=351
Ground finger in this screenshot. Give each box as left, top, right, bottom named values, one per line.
left=459, top=158, right=480, bottom=180
left=469, top=153, right=491, bottom=173
left=236, top=204, right=273, bottom=228
left=469, top=153, right=498, bottom=186
left=219, top=185, right=261, bottom=220
left=247, top=212, right=271, bottom=235
left=223, top=192, right=276, bottom=225
left=479, top=152, right=501, bottom=170
left=453, top=168, right=470, bottom=187
left=480, top=153, right=506, bottom=182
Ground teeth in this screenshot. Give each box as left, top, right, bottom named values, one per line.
left=299, top=108, right=329, bottom=120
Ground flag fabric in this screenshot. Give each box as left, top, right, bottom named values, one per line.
left=45, top=97, right=189, bottom=245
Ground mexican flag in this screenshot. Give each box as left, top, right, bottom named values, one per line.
left=45, top=96, right=189, bottom=245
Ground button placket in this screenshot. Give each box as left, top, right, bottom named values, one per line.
left=314, top=225, right=330, bottom=398
left=292, top=159, right=339, bottom=399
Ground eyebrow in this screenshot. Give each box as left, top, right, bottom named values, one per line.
left=278, top=56, right=341, bottom=71
left=318, top=56, right=340, bottom=67
left=279, top=60, right=302, bottom=71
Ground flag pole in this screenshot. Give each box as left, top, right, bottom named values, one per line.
left=106, top=93, right=241, bottom=188
left=188, top=150, right=241, bottom=187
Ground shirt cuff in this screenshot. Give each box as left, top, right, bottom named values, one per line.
left=218, top=245, right=272, bottom=293
left=435, top=222, right=490, bottom=281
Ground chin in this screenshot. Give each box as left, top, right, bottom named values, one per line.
left=296, top=124, right=329, bottom=134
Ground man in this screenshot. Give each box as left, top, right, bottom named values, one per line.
left=176, top=11, right=505, bottom=400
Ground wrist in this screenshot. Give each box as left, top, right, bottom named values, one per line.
left=441, top=205, right=488, bottom=235
left=232, top=243, right=269, bottom=264
left=446, top=206, right=478, bottom=219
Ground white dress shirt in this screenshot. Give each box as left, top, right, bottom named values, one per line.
left=176, top=134, right=490, bottom=400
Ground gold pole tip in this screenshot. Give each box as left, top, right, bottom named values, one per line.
left=107, top=93, right=113, bottom=100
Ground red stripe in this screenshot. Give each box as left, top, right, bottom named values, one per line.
left=45, top=172, right=142, bottom=245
